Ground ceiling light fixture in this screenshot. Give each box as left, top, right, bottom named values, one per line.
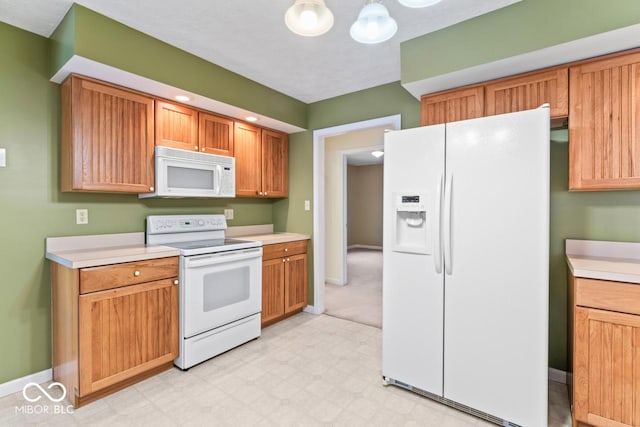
left=350, top=1, right=398, bottom=44
left=372, top=150, right=384, bottom=158
left=398, top=0, right=442, bottom=7
left=175, top=95, right=190, bottom=102
left=285, top=0, right=334, bottom=37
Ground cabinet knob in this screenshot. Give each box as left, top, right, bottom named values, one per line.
left=284, top=248, right=288, bottom=252
left=134, top=271, right=141, bottom=277
left=258, top=192, right=263, bottom=196
left=194, top=146, right=198, bottom=150
left=201, top=148, right=205, bottom=152
left=149, top=186, right=154, bottom=191
left=286, top=258, right=290, bottom=262
left=264, top=192, right=268, bottom=196
left=173, top=280, right=179, bottom=285
left=282, top=259, right=286, bottom=263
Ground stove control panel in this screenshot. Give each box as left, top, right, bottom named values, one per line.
left=147, top=214, right=227, bottom=234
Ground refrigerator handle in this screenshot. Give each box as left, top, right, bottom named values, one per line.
left=434, top=174, right=444, bottom=274
left=444, top=174, right=453, bottom=275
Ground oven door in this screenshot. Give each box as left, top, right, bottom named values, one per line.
left=182, top=247, right=262, bottom=338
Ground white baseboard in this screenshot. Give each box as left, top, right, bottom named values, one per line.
left=348, top=245, right=382, bottom=251
left=325, top=278, right=346, bottom=286
left=548, top=367, right=567, bottom=384
left=0, top=369, right=53, bottom=398
left=304, top=305, right=323, bottom=315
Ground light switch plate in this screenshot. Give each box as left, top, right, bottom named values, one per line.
left=304, top=200, right=310, bottom=211
left=224, top=209, right=234, bottom=220
left=0, top=148, right=5, bottom=167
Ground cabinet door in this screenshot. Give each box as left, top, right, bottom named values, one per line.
left=261, top=130, right=288, bottom=198
left=261, top=258, right=286, bottom=326
left=199, top=112, right=234, bottom=156
left=421, top=86, right=484, bottom=126
left=284, top=253, right=307, bottom=314
left=61, top=76, right=155, bottom=193
left=574, top=307, right=640, bottom=427
left=78, top=278, right=178, bottom=395
left=485, top=67, right=568, bottom=118
left=569, top=51, right=640, bottom=190
left=155, top=100, right=198, bottom=151
left=234, top=122, right=262, bottom=197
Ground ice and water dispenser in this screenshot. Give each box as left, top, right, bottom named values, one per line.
left=392, top=193, right=431, bottom=254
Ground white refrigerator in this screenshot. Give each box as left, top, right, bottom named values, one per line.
left=382, top=106, right=549, bottom=426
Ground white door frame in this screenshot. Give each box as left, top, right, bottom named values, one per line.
left=308, top=114, right=401, bottom=315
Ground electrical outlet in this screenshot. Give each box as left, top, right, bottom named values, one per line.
left=76, top=209, right=89, bottom=225
left=224, top=209, right=234, bottom=220
left=0, top=148, right=5, bottom=167
left=304, top=200, right=311, bottom=211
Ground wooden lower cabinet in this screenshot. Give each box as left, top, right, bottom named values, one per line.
left=261, top=240, right=309, bottom=327
left=52, top=257, right=179, bottom=407
left=570, top=274, right=640, bottom=426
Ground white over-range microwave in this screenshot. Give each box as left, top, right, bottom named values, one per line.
left=139, top=146, right=235, bottom=198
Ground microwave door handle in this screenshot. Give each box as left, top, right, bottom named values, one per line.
left=215, top=165, right=222, bottom=195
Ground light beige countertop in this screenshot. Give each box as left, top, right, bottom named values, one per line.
left=46, top=232, right=180, bottom=269
left=566, top=239, right=640, bottom=284
left=227, top=224, right=310, bottom=245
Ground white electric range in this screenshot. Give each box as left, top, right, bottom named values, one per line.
left=146, top=214, right=262, bottom=369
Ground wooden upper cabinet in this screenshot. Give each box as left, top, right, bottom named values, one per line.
left=485, top=67, right=569, bottom=118
left=234, top=121, right=262, bottom=197
left=199, top=112, right=234, bottom=156
left=261, top=130, right=288, bottom=198
left=155, top=100, right=198, bottom=151
left=421, top=86, right=484, bottom=126
left=61, top=75, right=155, bottom=193
left=569, top=50, right=640, bottom=190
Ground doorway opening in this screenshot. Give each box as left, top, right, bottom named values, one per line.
left=310, top=114, right=401, bottom=323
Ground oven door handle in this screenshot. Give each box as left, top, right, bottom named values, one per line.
left=184, top=248, right=262, bottom=268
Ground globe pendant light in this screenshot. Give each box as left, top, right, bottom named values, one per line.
left=285, top=0, right=334, bottom=37
left=398, top=0, right=442, bottom=7
left=350, top=0, right=398, bottom=44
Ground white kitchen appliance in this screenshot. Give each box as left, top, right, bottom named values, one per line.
left=382, top=106, right=550, bottom=426
left=139, top=146, right=235, bottom=198
left=146, top=214, right=262, bottom=369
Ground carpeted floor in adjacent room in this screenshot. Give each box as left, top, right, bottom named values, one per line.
left=324, top=248, right=382, bottom=328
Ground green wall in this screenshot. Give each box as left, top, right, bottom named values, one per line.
left=50, top=4, right=307, bottom=129
left=0, top=21, right=276, bottom=384
left=401, top=0, right=640, bottom=84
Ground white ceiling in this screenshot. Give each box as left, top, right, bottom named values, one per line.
left=0, top=0, right=520, bottom=103
left=347, top=150, right=384, bottom=166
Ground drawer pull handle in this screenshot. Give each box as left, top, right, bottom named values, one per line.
left=134, top=271, right=141, bottom=277
left=173, top=280, right=179, bottom=285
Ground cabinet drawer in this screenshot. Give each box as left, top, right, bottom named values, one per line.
left=80, top=257, right=178, bottom=294
left=262, top=240, right=308, bottom=261
left=575, top=277, right=640, bottom=316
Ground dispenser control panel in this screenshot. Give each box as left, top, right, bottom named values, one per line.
left=393, top=192, right=430, bottom=254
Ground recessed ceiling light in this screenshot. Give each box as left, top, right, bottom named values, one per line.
left=372, top=150, right=384, bottom=158
left=175, top=95, right=190, bottom=102
left=246, top=116, right=258, bottom=122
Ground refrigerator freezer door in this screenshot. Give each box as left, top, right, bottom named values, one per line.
left=442, top=108, right=549, bottom=426
left=382, top=124, right=446, bottom=396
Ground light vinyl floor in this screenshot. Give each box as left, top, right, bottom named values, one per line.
left=0, top=313, right=571, bottom=426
